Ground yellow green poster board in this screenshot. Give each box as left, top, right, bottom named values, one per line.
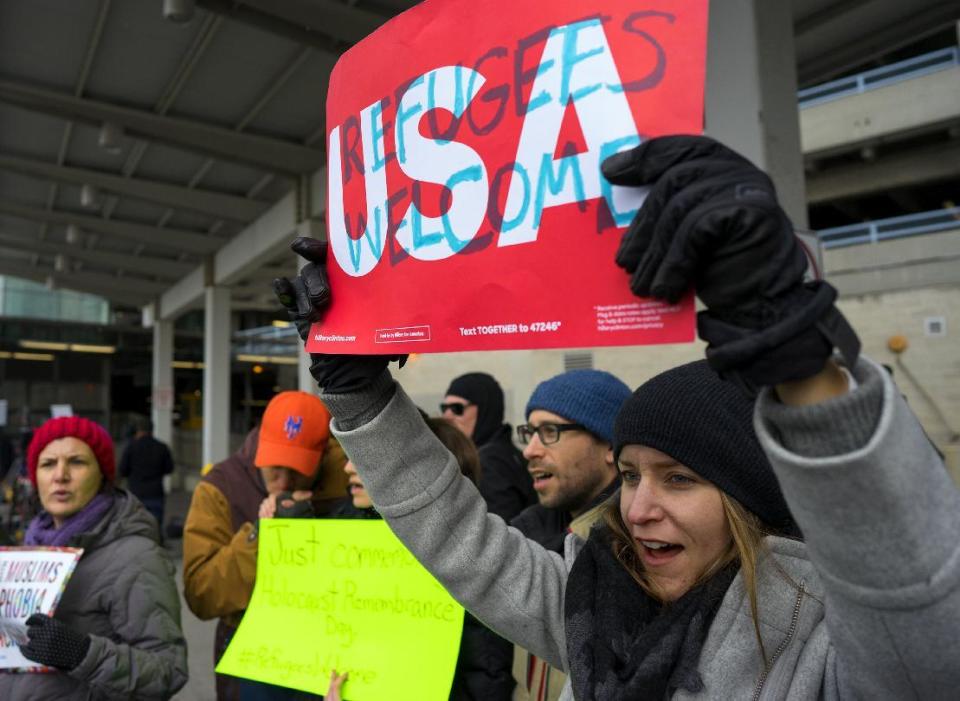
left=217, top=519, right=464, bottom=699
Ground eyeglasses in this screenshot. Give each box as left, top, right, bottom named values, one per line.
left=516, top=423, right=587, bottom=445
left=439, top=401, right=474, bottom=416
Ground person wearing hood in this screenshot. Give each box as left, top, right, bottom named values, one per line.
left=182, top=391, right=346, bottom=701
left=0, top=416, right=187, bottom=700
left=442, top=372, right=536, bottom=522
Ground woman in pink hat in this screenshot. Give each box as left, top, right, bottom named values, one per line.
left=0, top=415, right=187, bottom=700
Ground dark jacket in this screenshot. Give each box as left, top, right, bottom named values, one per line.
left=511, top=477, right=620, bottom=554
left=509, top=478, right=619, bottom=701
left=0, top=491, right=187, bottom=700
left=476, top=424, right=536, bottom=523
left=119, top=434, right=174, bottom=501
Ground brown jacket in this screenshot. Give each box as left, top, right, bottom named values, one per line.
left=183, top=428, right=348, bottom=699
left=182, top=428, right=348, bottom=626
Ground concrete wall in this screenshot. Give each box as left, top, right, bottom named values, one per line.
left=396, top=342, right=708, bottom=429
left=397, top=287, right=960, bottom=481
left=800, top=65, right=960, bottom=156
left=822, top=229, right=960, bottom=296
left=836, top=286, right=960, bottom=447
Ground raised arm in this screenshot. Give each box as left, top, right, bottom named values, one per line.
left=604, top=134, right=960, bottom=697
left=274, top=241, right=571, bottom=670
left=757, top=357, right=960, bottom=698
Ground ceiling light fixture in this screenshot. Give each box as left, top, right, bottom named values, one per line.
left=13, top=352, right=55, bottom=362
left=163, top=0, right=195, bottom=23
left=65, top=224, right=84, bottom=246
left=80, top=183, right=101, bottom=209
left=70, top=344, right=116, bottom=354
left=98, top=121, right=124, bottom=154
left=19, top=340, right=69, bottom=351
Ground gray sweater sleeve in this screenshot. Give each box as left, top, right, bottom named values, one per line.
left=324, top=377, right=570, bottom=671
left=755, top=356, right=960, bottom=698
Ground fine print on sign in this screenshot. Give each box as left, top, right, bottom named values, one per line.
left=217, top=520, right=463, bottom=700
left=0, top=547, right=83, bottom=671
left=309, top=0, right=708, bottom=354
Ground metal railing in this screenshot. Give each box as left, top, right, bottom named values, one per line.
left=799, top=47, right=960, bottom=108
left=817, top=207, right=960, bottom=249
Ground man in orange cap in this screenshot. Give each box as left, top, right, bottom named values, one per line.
left=182, top=391, right=346, bottom=701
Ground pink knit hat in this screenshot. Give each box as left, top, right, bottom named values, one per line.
left=27, top=416, right=116, bottom=486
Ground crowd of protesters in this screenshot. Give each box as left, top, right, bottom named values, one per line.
left=0, top=135, right=957, bottom=701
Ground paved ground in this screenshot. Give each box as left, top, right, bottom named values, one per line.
left=166, top=489, right=218, bottom=701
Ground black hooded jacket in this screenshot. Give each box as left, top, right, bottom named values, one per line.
left=446, top=373, right=536, bottom=522
left=477, top=424, right=537, bottom=522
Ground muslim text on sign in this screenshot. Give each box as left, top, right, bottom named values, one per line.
left=309, top=0, right=707, bottom=354
left=216, top=520, right=464, bottom=700
left=0, top=547, right=83, bottom=671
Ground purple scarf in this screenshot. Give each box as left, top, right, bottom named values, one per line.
left=25, top=492, right=115, bottom=547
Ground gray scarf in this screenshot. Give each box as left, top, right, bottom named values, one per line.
left=565, top=525, right=737, bottom=700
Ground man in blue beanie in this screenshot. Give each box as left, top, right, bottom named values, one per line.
left=510, top=368, right=631, bottom=701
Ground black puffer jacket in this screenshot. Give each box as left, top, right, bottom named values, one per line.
left=0, top=490, right=187, bottom=700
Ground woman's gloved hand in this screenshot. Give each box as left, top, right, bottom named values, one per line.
left=273, top=237, right=405, bottom=394
left=602, top=135, right=859, bottom=392
left=20, top=613, right=91, bottom=671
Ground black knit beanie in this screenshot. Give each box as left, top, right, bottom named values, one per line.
left=445, top=372, right=504, bottom=446
left=613, top=361, right=794, bottom=533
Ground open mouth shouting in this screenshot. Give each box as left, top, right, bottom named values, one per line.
left=636, top=539, right=684, bottom=565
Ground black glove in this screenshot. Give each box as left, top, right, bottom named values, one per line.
left=274, top=491, right=315, bottom=519
left=602, top=135, right=859, bottom=392
left=273, top=236, right=406, bottom=393
left=20, top=613, right=91, bottom=671
left=273, top=236, right=330, bottom=342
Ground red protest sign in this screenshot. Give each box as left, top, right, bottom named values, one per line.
left=309, top=0, right=707, bottom=354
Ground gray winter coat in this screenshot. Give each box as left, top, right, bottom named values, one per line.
left=323, top=357, right=960, bottom=699
left=0, top=490, right=188, bottom=700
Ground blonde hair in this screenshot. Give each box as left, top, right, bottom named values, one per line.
left=602, top=491, right=771, bottom=662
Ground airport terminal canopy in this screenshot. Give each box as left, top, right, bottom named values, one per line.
left=0, top=0, right=955, bottom=316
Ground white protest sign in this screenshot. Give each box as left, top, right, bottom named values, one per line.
left=0, top=547, right=83, bottom=671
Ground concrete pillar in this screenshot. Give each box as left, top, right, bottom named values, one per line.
left=101, top=355, right=112, bottom=435
left=202, top=286, right=231, bottom=467
left=298, top=348, right=315, bottom=393
left=704, top=0, right=808, bottom=227
left=151, top=318, right=175, bottom=446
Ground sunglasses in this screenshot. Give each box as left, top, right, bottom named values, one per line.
left=439, top=401, right=474, bottom=416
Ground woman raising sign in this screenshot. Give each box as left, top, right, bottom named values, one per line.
left=276, top=136, right=960, bottom=700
